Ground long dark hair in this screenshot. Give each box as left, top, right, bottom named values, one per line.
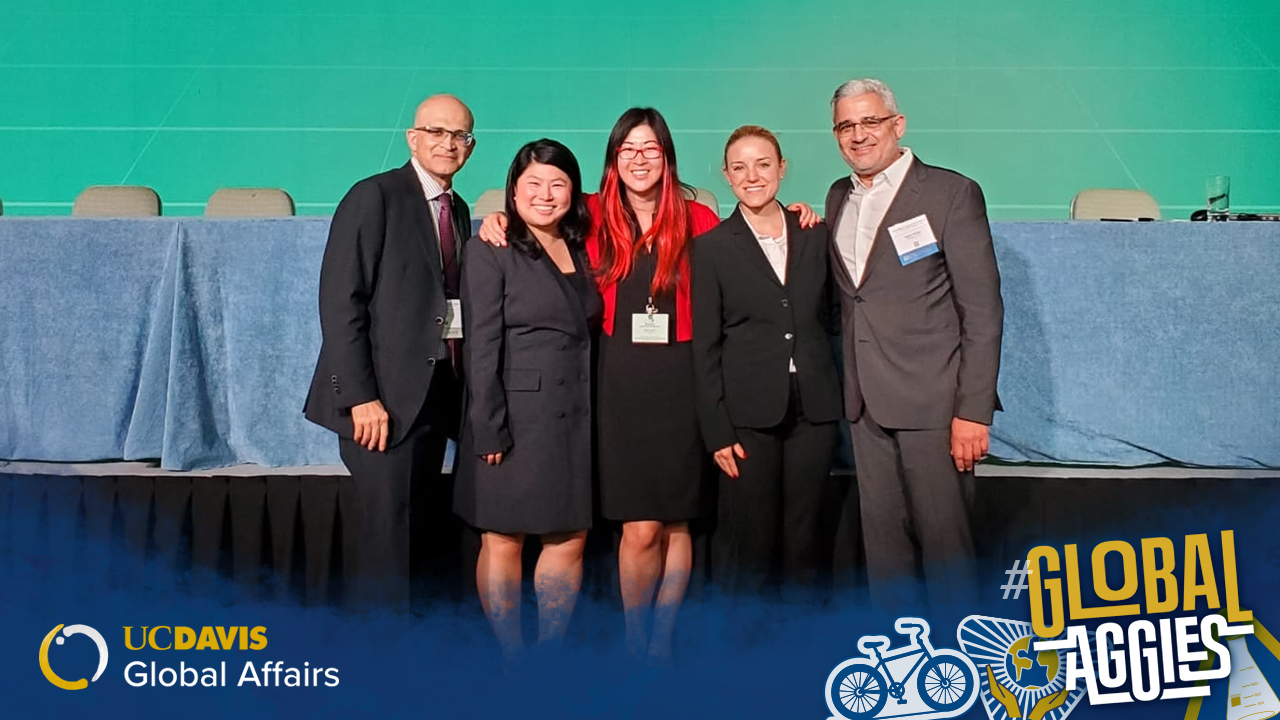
left=595, top=107, right=694, bottom=296
left=503, top=138, right=591, bottom=258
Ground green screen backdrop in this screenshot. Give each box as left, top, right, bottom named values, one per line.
left=1, top=0, right=1277, bottom=218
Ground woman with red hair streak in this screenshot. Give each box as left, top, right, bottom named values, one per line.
left=480, top=107, right=817, bottom=661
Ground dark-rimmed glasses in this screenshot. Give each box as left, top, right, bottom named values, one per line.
left=411, top=126, right=476, bottom=147
left=833, top=115, right=899, bottom=138
left=616, top=145, right=663, bottom=160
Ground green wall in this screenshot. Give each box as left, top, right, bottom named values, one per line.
left=1, top=0, right=1277, bottom=219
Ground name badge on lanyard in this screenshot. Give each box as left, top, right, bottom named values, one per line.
left=443, top=298, right=463, bottom=340
left=632, top=299, right=670, bottom=345
left=630, top=248, right=670, bottom=344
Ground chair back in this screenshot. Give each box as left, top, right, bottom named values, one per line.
left=1070, top=188, right=1161, bottom=220
left=72, top=186, right=162, bottom=217
left=205, top=187, right=295, bottom=217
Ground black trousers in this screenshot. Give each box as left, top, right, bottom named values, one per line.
left=335, top=368, right=468, bottom=610
left=848, top=412, right=978, bottom=611
left=715, top=375, right=841, bottom=598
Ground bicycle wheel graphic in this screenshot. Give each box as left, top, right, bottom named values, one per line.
left=830, top=664, right=888, bottom=718
left=916, top=656, right=974, bottom=711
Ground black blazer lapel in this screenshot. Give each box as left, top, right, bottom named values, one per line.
left=395, top=163, right=446, bottom=285
left=783, top=209, right=809, bottom=285
left=726, top=206, right=785, bottom=288
left=538, top=246, right=591, bottom=340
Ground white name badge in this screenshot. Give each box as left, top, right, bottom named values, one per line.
left=631, top=312, right=670, bottom=344
left=887, top=214, right=940, bottom=265
left=443, top=299, right=463, bottom=340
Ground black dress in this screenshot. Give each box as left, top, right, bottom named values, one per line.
left=597, top=248, right=711, bottom=522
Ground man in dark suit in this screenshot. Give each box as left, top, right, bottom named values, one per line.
left=304, top=94, right=476, bottom=609
left=823, top=79, right=1003, bottom=609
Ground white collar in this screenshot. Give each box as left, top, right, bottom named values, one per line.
left=410, top=157, right=452, bottom=201
left=851, top=147, right=914, bottom=192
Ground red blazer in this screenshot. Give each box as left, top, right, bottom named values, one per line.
left=583, top=193, right=720, bottom=341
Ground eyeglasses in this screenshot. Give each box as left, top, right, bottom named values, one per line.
left=833, top=115, right=900, bottom=138
left=411, top=125, right=476, bottom=147
left=616, top=145, right=664, bottom=160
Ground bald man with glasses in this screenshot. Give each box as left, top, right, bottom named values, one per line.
left=305, top=94, right=477, bottom=610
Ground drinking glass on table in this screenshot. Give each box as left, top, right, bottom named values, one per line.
left=1206, top=175, right=1230, bottom=221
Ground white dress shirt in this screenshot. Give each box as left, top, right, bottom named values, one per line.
left=741, top=205, right=797, bottom=373
left=833, top=148, right=914, bottom=286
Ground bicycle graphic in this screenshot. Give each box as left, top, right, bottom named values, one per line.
left=825, top=617, right=979, bottom=720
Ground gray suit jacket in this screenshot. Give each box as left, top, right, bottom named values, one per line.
left=824, top=155, right=1003, bottom=429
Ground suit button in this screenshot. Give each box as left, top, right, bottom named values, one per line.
left=427, top=358, right=437, bottom=367
left=333, top=387, right=341, bottom=395
left=854, top=296, right=865, bottom=303
left=784, top=332, right=794, bottom=340
left=435, top=316, right=445, bottom=325
left=781, top=299, right=789, bottom=308
left=330, top=374, right=338, bottom=382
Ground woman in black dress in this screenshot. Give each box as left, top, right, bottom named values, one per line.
left=455, top=139, right=602, bottom=660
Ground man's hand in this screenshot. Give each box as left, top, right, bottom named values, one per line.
left=950, top=417, right=989, bottom=473
left=786, top=202, right=821, bottom=229
left=351, top=399, right=390, bottom=452
left=478, top=212, right=509, bottom=246
left=482, top=452, right=504, bottom=466
left=713, top=443, right=747, bottom=479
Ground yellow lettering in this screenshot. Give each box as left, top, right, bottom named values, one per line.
left=196, top=626, right=219, bottom=650
left=123, top=626, right=147, bottom=651
left=174, top=626, right=196, bottom=650
left=216, top=626, right=238, bottom=650
left=1068, top=544, right=1140, bottom=620
left=249, top=626, right=268, bottom=650
left=1029, top=546, right=1064, bottom=637
left=148, top=626, right=171, bottom=651
left=1221, top=530, right=1251, bottom=622
left=1093, top=540, right=1140, bottom=603
left=1183, top=534, right=1221, bottom=611
left=1141, top=537, right=1179, bottom=614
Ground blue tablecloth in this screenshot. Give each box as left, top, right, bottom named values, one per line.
left=1, top=218, right=1277, bottom=470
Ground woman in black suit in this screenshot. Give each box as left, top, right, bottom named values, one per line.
left=691, top=125, right=844, bottom=597
left=455, top=139, right=602, bottom=660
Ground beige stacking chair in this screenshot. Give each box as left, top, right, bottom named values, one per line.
left=1070, top=189, right=1161, bottom=220
left=204, top=187, right=295, bottom=217
left=472, top=189, right=505, bottom=218
left=72, top=186, right=162, bottom=217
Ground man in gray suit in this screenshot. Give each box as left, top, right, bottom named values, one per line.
left=823, top=78, right=1003, bottom=609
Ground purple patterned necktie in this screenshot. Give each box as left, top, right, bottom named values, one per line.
left=436, top=192, right=463, bottom=376
left=436, top=191, right=459, bottom=298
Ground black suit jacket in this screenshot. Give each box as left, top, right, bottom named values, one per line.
left=454, top=239, right=602, bottom=531
left=691, top=206, right=844, bottom=451
left=824, top=155, right=1003, bottom=429
left=304, top=162, right=471, bottom=446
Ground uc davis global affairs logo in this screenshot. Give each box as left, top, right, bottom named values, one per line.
left=40, top=624, right=109, bottom=690
left=825, top=617, right=980, bottom=719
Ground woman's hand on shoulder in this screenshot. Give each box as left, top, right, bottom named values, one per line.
left=478, top=212, right=509, bottom=247
left=785, top=202, right=821, bottom=229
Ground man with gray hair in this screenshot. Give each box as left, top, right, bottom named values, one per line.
left=824, top=78, right=1003, bottom=609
